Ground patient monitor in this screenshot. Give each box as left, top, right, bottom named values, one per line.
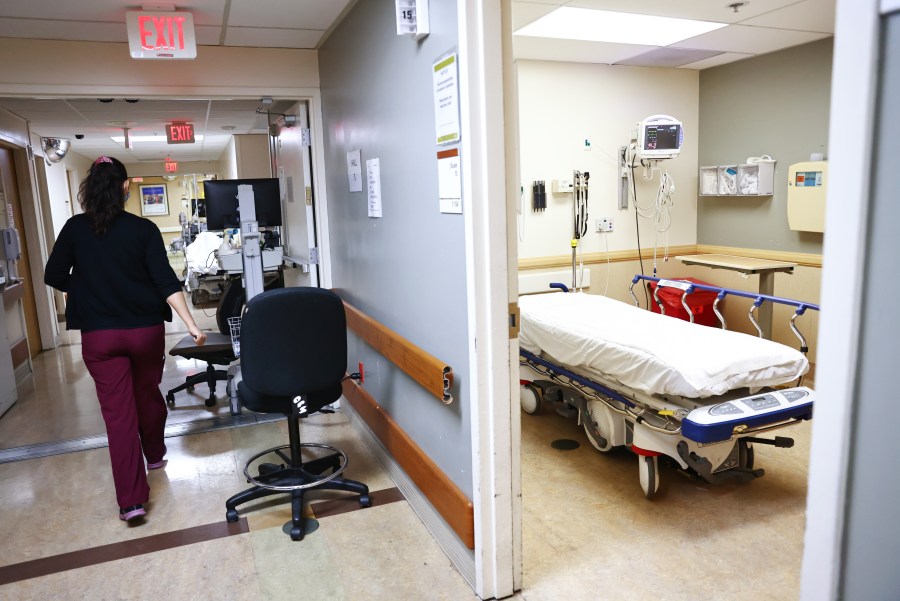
left=635, top=115, right=683, bottom=161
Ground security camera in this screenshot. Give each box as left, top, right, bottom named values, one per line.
left=75, top=134, right=85, bottom=140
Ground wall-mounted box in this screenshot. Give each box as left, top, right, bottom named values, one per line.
left=737, top=159, right=775, bottom=195
left=699, top=158, right=775, bottom=196
left=787, top=160, right=827, bottom=232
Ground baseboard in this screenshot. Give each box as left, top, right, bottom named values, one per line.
left=341, top=399, right=476, bottom=590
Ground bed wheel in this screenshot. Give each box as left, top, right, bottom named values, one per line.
left=582, top=401, right=614, bottom=453
left=520, top=383, right=543, bottom=415
left=639, top=455, right=660, bottom=499
left=739, top=440, right=755, bottom=470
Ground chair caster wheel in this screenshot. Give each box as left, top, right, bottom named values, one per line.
left=359, top=494, right=372, bottom=508
left=166, top=393, right=175, bottom=407
left=290, top=526, right=304, bottom=541
left=226, top=509, right=239, bottom=523
left=205, top=397, right=216, bottom=407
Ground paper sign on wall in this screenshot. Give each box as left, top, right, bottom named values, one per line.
left=347, top=149, right=362, bottom=192
left=366, top=158, right=382, bottom=218
left=437, top=148, right=462, bottom=214
left=432, top=53, right=460, bottom=145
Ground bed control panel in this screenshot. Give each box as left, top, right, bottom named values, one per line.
left=683, top=387, right=814, bottom=444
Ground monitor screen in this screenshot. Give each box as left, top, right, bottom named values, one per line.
left=643, top=124, right=682, bottom=151
left=203, top=178, right=283, bottom=230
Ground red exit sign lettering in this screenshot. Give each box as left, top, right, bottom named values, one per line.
left=166, top=122, right=195, bottom=144
left=165, top=161, right=178, bottom=173
left=126, top=11, right=197, bottom=59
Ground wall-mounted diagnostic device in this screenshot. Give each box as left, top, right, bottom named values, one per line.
left=635, top=114, right=684, bottom=161
left=787, top=161, right=827, bottom=232
left=1, top=228, right=21, bottom=260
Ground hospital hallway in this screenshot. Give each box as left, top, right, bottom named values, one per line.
left=0, top=296, right=813, bottom=600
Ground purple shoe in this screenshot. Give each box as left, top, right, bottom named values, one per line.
left=147, top=459, right=167, bottom=470
left=119, top=504, right=146, bottom=521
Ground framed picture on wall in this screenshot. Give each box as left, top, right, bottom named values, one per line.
left=139, top=184, right=169, bottom=216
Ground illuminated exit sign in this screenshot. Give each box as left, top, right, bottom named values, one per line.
left=126, top=11, right=197, bottom=59
left=165, top=161, right=178, bottom=173
left=166, top=122, right=195, bottom=144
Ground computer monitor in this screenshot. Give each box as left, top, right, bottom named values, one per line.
left=203, top=178, right=283, bottom=230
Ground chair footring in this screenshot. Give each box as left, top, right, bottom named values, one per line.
left=242, top=443, right=350, bottom=492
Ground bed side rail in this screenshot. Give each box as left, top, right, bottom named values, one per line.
left=629, top=274, right=819, bottom=352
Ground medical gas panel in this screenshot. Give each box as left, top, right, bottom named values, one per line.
left=699, top=157, right=775, bottom=196
left=786, top=160, right=827, bottom=232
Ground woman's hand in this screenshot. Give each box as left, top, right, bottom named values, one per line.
left=189, top=325, right=207, bottom=346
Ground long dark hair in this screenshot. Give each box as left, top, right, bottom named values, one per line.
left=78, top=156, right=128, bottom=235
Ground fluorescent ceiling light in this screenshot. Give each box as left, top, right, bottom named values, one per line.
left=111, top=135, right=205, bottom=143
left=515, top=8, right=726, bottom=46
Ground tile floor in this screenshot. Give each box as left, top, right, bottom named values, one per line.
left=0, top=293, right=813, bottom=600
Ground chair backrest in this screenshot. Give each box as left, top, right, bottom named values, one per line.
left=239, top=287, right=347, bottom=398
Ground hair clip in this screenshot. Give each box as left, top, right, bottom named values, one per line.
left=93, top=156, right=113, bottom=165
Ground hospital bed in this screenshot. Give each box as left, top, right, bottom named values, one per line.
left=518, top=276, right=818, bottom=497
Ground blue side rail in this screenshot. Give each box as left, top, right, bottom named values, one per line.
left=629, top=274, right=819, bottom=352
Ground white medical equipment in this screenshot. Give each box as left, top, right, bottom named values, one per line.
left=635, top=114, right=683, bottom=161
left=622, top=116, right=683, bottom=281
left=518, top=278, right=817, bottom=498
left=787, top=160, right=828, bottom=232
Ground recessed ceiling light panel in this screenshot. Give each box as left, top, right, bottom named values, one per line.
left=515, top=8, right=727, bottom=47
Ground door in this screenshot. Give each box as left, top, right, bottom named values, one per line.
left=0, top=144, right=41, bottom=360
left=272, top=101, right=319, bottom=288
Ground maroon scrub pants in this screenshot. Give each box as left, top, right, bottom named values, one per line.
left=82, top=324, right=167, bottom=509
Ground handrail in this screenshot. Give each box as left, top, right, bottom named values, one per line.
left=629, top=274, right=819, bottom=351
left=341, top=300, right=454, bottom=404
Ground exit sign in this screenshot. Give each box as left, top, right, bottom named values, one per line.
left=126, top=11, right=197, bottom=59
left=165, top=161, right=178, bottom=173
left=166, top=122, right=195, bottom=144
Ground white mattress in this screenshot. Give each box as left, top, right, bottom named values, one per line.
left=519, top=292, right=808, bottom=398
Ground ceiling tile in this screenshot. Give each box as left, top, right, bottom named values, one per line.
left=512, top=1, right=566, bottom=30
left=677, top=52, right=755, bottom=70
left=615, top=47, right=724, bottom=68
left=0, top=18, right=127, bottom=43
left=565, top=0, right=815, bottom=24
left=738, top=0, right=835, bottom=33
left=226, top=0, right=352, bottom=30
left=514, top=36, right=655, bottom=64
left=224, top=27, right=323, bottom=49
left=673, top=24, right=831, bottom=54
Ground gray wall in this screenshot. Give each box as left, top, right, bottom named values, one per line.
left=698, top=38, right=832, bottom=254
left=840, top=12, right=900, bottom=599
left=319, top=0, right=472, bottom=498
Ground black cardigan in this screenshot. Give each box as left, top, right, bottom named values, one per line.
left=44, top=212, right=183, bottom=331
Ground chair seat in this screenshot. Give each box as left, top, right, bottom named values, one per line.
left=169, top=332, right=236, bottom=365
left=238, top=381, right=342, bottom=414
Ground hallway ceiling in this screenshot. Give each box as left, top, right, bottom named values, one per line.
left=0, top=0, right=834, bottom=164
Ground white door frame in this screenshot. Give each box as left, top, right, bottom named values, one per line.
left=458, top=0, right=521, bottom=598
left=799, top=0, right=881, bottom=598
left=1, top=88, right=335, bottom=327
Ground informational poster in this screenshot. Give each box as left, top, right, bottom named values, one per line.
left=347, top=149, right=362, bottom=192
left=432, top=53, right=460, bottom=145
left=437, top=147, right=462, bottom=214
left=366, top=158, right=382, bottom=218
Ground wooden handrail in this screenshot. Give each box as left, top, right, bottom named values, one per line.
left=342, top=300, right=454, bottom=404
left=342, top=379, right=474, bottom=548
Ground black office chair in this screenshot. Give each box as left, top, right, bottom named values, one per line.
left=166, top=332, right=237, bottom=408
left=224, top=287, right=371, bottom=540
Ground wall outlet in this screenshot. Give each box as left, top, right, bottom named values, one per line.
left=596, top=217, right=614, bottom=232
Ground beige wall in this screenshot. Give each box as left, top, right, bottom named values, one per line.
left=516, top=60, right=700, bottom=261
left=0, top=39, right=319, bottom=97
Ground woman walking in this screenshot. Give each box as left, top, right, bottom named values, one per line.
left=45, top=156, right=206, bottom=522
